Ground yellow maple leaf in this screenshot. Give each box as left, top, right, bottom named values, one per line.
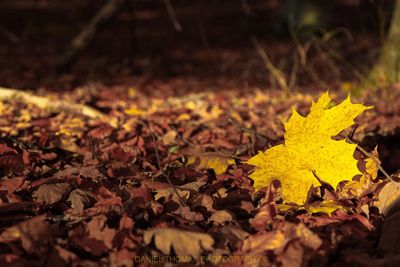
left=306, top=200, right=344, bottom=215
left=247, top=92, right=371, bottom=204
left=188, top=153, right=235, bottom=175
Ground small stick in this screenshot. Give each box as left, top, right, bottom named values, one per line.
left=57, top=0, right=126, bottom=71
left=164, top=0, right=182, bottom=32
left=147, top=124, right=188, bottom=206
left=87, top=135, right=99, bottom=161
left=311, top=170, right=325, bottom=185
left=0, top=86, right=107, bottom=122
left=345, top=134, right=395, bottom=183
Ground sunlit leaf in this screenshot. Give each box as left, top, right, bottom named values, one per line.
left=247, top=92, right=371, bottom=204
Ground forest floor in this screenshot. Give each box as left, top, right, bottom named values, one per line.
left=1, top=1, right=400, bottom=266
left=1, top=83, right=400, bottom=267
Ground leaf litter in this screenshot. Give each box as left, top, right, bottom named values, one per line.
left=0, top=86, right=399, bottom=266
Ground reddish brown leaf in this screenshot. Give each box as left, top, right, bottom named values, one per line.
left=32, top=183, right=72, bottom=205
left=0, top=216, right=56, bottom=254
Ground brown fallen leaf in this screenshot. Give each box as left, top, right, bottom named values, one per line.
left=0, top=154, right=24, bottom=174
left=69, top=215, right=117, bottom=257
left=208, top=210, right=234, bottom=225
left=67, top=189, right=96, bottom=212
left=160, top=130, right=178, bottom=145
left=0, top=176, right=25, bottom=194
left=47, top=245, right=78, bottom=267
left=32, top=183, right=72, bottom=205
left=172, top=206, right=204, bottom=222
left=240, top=222, right=322, bottom=255
left=143, top=228, right=214, bottom=256
left=86, top=215, right=117, bottom=250
left=339, top=148, right=381, bottom=200
left=240, top=230, right=286, bottom=255
left=0, top=215, right=56, bottom=255
left=0, top=143, right=17, bottom=155
left=375, top=181, right=400, bottom=217
left=378, top=211, right=400, bottom=256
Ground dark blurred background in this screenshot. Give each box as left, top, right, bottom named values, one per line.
left=0, top=0, right=395, bottom=92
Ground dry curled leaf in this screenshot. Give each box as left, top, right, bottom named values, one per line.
left=143, top=228, right=214, bottom=256
left=247, top=92, right=371, bottom=204
left=339, top=150, right=380, bottom=200
left=33, top=183, right=72, bottom=205
left=67, top=189, right=96, bottom=212
left=376, top=182, right=400, bottom=217
left=0, top=216, right=55, bottom=255
left=207, top=210, right=234, bottom=225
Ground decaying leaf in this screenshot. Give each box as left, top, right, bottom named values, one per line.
left=69, top=215, right=117, bottom=257
left=376, top=182, right=400, bottom=217
left=240, top=231, right=286, bottom=254
left=241, top=222, right=321, bottom=256
left=207, top=210, right=234, bottom=225
left=143, top=228, right=214, bottom=256
left=67, top=189, right=96, bottom=212
left=160, top=130, right=178, bottom=145
left=247, top=92, right=371, bottom=204
left=339, top=147, right=381, bottom=200
left=378, top=211, right=400, bottom=255
left=155, top=180, right=207, bottom=204
left=0, top=216, right=55, bottom=254
left=188, top=153, right=235, bottom=175
left=365, top=147, right=380, bottom=180
left=32, top=183, right=72, bottom=205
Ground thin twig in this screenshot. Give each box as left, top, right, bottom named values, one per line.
left=87, top=135, right=99, bottom=161
left=164, top=0, right=182, bottom=32
left=0, top=86, right=107, bottom=122
left=251, top=36, right=289, bottom=94
left=228, top=118, right=270, bottom=153
left=345, top=135, right=395, bottom=183
left=147, top=124, right=188, bottom=206
left=311, top=170, right=325, bottom=185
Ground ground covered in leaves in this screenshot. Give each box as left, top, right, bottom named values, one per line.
left=1, top=86, right=400, bottom=267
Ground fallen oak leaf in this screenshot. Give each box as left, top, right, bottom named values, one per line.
left=247, top=92, right=371, bottom=204
left=160, top=130, right=178, bottom=145
left=143, top=228, right=214, bottom=256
